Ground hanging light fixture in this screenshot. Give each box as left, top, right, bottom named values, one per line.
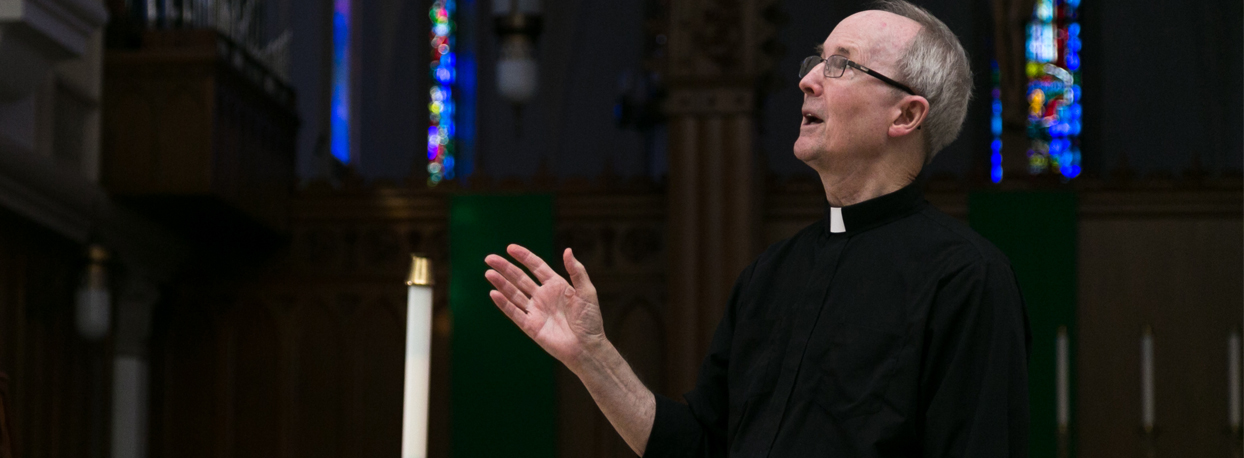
left=76, top=244, right=111, bottom=341
left=401, top=255, right=434, bottom=458
left=494, top=0, right=542, bottom=109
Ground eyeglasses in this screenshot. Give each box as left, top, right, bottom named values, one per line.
left=799, top=55, right=919, bottom=97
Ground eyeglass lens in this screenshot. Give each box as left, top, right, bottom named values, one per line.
left=799, top=55, right=847, bottom=79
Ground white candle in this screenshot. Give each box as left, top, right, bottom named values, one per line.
left=402, top=257, right=434, bottom=458
left=1141, top=326, right=1155, bottom=430
left=1056, top=326, right=1069, bottom=428
left=1229, top=330, right=1241, bottom=429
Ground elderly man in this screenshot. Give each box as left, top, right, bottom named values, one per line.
left=483, top=1, right=1031, bottom=456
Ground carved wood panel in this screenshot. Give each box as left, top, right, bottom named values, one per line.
left=148, top=185, right=669, bottom=458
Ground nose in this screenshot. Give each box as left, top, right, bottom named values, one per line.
left=798, top=67, right=822, bottom=97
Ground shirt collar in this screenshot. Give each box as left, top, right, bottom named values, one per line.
left=824, top=175, right=926, bottom=236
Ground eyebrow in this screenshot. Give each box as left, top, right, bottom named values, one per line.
left=813, top=44, right=853, bottom=58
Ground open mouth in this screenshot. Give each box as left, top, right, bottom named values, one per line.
left=802, top=112, right=823, bottom=126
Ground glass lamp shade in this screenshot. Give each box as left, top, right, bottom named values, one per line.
left=497, top=55, right=538, bottom=104
left=76, top=246, right=111, bottom=340
left=494, top=0, right=541, bottom=106
left=76, top=288, right=110, bottom=340
left=491, top=0, right=541, bottom=15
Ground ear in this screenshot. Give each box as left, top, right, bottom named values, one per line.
left=888, top=95, right=930, bottom=138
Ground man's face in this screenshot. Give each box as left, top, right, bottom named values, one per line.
left=793, top=11, right=921, bottom=170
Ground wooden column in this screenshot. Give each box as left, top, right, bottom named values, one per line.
left=663, top=0, right=776, bottom=395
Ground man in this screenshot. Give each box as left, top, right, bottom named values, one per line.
left=483, top=1, right=1031, bottom=456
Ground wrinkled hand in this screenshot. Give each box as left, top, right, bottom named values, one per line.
left=484, top=244, right=604, bottom=369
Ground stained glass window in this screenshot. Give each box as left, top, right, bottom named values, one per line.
left=991, top=61, right=1003, bottom=183
left=331, top=0, right=351, bottom=164
left=1024, top=0, right=1082, bottom=179
left=428, top=0, right=457, bottom=186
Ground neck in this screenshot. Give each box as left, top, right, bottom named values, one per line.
left=815, top=152, right=922, bottom=207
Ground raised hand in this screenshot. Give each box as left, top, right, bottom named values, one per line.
left=486, top=244, right=656, bottom=455
left=484, top=244, right=604, bottom=370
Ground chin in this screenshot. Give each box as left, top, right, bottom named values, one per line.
left=792, top=137, right=821, bottom=163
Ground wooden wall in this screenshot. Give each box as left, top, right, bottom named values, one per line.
left=147, top=185, right=449, bottom=458
left=0, top=207, right=110, bottom=458
left=1077, top=188, right=1242, bottom=457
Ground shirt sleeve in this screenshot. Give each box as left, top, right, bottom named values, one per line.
left=921, top=257, right=1032, bottom=458
left=643, top=262, right=757, bottom=458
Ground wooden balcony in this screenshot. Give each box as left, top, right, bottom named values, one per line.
left=102, top=29, right=297, bottom=243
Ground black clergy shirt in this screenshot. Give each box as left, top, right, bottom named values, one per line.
left=644, top=179, right=1031, bottom=458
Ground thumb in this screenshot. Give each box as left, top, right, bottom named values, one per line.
left=563, top=248, right=597, bottom=295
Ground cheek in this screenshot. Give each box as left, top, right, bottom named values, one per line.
left=823, top=91, right=866, bottom=125
left=825, top=98, right=886, bottom=143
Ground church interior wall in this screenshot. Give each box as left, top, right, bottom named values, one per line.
left=0, top=0, right=1238, bottom=456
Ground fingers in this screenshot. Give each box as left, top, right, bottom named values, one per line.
left=484, top=254, right=539, bottom=297
left=485, top=269, right=531, bottom=312
left=562, top=248, right=597, bottom=295
left=489, top=290, right=532, bottom=330
left=507, top=244, right=561, bottom=284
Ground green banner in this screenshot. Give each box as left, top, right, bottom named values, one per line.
left=969, top=191, right=1077, bottom=458
left=449, top=194, right=557, bottom=458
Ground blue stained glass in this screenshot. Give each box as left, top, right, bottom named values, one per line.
left=330, top=0, right=351, bottom=164
left=992, top=117, right=1003, bottom=136
left=1023, top=0, right=1083, bottom=180
left=1063, top=163, right=1081, bottom=178
left=428, top=0, right=457, bottom=186
left=991, top=150, right=1004, bottom=183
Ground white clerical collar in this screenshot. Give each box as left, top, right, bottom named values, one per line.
left=829, top=207, right=846, bottom=233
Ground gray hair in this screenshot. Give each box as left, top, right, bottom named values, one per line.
left=874, top=0, right=972, bottom=162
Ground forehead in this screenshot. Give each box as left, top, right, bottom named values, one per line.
left=819, top=10, right=921, bottom=65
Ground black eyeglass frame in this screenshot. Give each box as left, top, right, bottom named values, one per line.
left=800, top=55, right=921, bottom=99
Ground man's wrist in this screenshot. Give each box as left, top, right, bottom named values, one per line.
left=570, top=336, right=615, bottom=377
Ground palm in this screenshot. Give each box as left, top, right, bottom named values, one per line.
left=485, top=245, right=604, bottom=366
left=520, top=277, right=602, bottom=361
